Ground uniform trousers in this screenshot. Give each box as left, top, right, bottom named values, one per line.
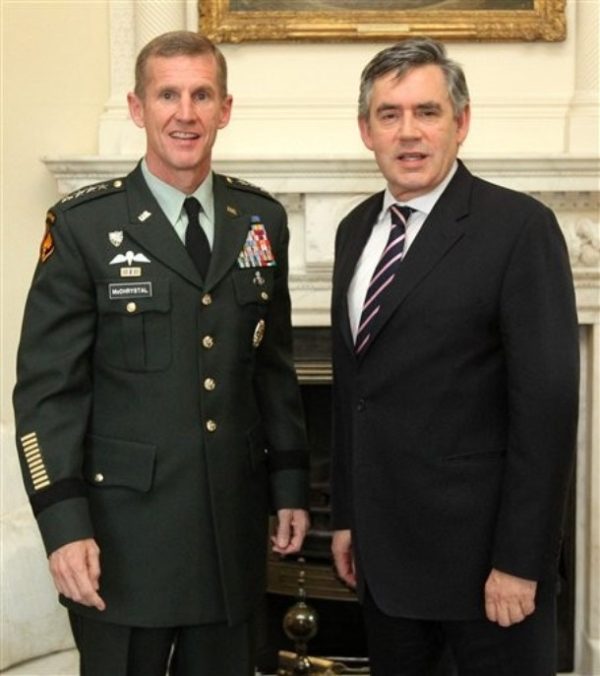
left=69, top=611, right=256, bottom=676
left=362, top=584, right=557, bottom=676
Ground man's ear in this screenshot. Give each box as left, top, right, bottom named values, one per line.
left=127, top=92, right=145, bottom=129
left=456, top=103, right=471, bottom=146
left=358, top=116, right=374, bottom=151
left=217, top=94, right=233, bottom=130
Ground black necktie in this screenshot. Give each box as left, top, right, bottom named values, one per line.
left=183, top=197, right=211, bottom=279
left=355, top=204, right=415, bottom=355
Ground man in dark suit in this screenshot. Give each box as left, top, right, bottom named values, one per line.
left=13, top=31, right=309, bottom=676
left=330, top=38, right=579, bottom=675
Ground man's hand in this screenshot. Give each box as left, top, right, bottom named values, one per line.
left=271, top=509, right=310, bottom=555
left=332, top=529, right=357, bottom=589
left=484, top=567, right=537, bottom=627
left=49, top=539, right=106, bottom=611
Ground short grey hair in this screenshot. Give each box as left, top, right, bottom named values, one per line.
left=358, top=38, right=470, bottom=120
left=134, top=31, right=228, bottom=99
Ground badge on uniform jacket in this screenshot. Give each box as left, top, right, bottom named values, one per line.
left=108, top=231, right=123, bottom=247
left=237, top=217, right=276, bottom=269
left=109, top=250, right=151, bottom=278
left=39, top=211, right=56, bottom=263
left=109, top=250, right=151, bottom=266
left=253, top=319, right=266, bottom=348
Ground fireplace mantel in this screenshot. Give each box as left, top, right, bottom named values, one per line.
left=44, top=154, right=600, bottom=193
left=43, top=154, right=600, bottom=328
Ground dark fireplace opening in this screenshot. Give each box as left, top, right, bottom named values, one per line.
left=256, top=327, right=575, bottom=673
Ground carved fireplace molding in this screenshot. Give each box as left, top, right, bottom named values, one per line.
left=43, top=155, right=599, bottom=328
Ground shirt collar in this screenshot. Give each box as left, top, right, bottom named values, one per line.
left=380, top=160, right=459, bottom=221
left=140, top=159, right=215, bottom=225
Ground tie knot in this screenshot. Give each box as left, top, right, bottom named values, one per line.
left=390, top=204, right=415, bottom=226
left=183, top=196, right=201, bottom=222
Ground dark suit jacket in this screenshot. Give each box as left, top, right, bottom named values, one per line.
left=13, top=164, right=308, bottom=628
left=330, top=161, right=579, bottom=620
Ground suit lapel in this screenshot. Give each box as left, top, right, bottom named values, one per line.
left=357, top=163, right=473, bottom=360
left=334, top=193, right=384, bottom=353
left=204, top=174, right=253, bottom=292
left=120, top=168, right=253, bottom=292
left=122, top=165, right=203, bottom=289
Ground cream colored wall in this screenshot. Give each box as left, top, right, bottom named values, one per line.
left=213, top=34, right=576, bottom=161
left=1, top=1, right=109, bottom=429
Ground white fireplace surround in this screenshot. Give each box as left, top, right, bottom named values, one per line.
left=2, top=0, right=598, bottom=674
left=43, top=155, right=600, bottom=326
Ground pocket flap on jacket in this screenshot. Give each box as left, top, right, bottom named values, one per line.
left=84, top=435, right=156, bottom=492
left=232, top=269, right=274, bottom=305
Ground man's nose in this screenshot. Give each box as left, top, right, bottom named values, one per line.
left=398, top=114, right=420, bottom=138
left=176, top=95, right=194, bottom=120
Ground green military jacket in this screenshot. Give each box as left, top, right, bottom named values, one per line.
left=13, top=164, right=308, bottom=627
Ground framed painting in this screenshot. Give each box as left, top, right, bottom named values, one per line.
left=200, top=0, right=565, bottom=43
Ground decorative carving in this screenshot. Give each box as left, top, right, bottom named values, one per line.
left=569, top=218, right=600, bottom=268
left=199, top=0, right=565, bottom=43
left=533, top=192, right=600, bottom=268
left=576, top=219, right=600, bottom=267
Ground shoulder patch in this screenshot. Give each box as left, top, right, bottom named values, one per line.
left=58, top=178, right=126, bottom=210
left=224, top=175, right=278, bottom=203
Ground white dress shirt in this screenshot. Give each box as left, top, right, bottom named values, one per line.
left=347, top=162, right=458, bottom=341
left=141, top=159, right=216, bottom=248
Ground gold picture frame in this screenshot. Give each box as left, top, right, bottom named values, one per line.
left=200, top=0, right=565, bottom=43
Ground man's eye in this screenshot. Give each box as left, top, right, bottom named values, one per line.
left=161, top=91, right=174, bottom=100
left=194, top=91, right=208, bottom=101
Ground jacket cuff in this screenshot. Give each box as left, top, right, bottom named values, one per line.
left=36, top=497, right=94, bottom=556
left=270, top=469, right=309, bottom=511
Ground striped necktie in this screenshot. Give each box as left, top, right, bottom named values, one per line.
left=355, top=204, right=415, bottom=355
left=183, top=197, right=211, bottom=279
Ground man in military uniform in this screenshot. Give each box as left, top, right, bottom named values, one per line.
left=13, top=31, right=309, bottom=676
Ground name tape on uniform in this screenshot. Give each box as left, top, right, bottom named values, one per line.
left=109, top=282, right=153, bottom=300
